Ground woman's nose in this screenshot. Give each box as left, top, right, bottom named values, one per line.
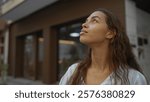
left=82, top=22, right=88, bottom=28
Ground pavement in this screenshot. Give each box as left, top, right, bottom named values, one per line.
left=0, top=76, right=45, bottom=85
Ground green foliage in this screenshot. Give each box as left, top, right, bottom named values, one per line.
left=0, top=59, right=8, bottom=84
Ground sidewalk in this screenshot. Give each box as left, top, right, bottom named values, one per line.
left=0, top=76, right=45, bottom=85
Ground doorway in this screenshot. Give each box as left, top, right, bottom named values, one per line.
left=17, top=31, right=44, bottom=81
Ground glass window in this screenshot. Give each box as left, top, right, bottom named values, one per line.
left=23, top=35, right=35, bottom=80
left=58, top=22, right=87, bottom=80
left=37, top=35, right=44, bottom=80
left=23, top=33, right=44, bottom=80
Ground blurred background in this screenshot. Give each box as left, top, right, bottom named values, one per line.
left=0, top=0, right=150, bottom=84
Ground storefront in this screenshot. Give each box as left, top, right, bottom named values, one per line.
left=9, top=0, right=126, bottom=84
left=0, top=19, right=8, bottom=76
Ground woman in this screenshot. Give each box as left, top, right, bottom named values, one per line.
left=59, top=8, right=148, bottom=85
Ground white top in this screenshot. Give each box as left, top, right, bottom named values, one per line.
left=59, top=63, right=147, bottom=85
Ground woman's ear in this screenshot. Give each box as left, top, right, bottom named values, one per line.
left=105, top=30, right=116, bottom=39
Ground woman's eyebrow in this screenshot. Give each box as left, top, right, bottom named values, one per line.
left=91, top=16, right=101, bottom=20
left=86, top=16, right=101, bottom=22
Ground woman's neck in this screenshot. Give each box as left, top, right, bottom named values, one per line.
left=90, top=43, right=110, bottom=71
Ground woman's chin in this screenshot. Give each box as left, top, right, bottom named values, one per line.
left=80, top=37, right=90, bottom=45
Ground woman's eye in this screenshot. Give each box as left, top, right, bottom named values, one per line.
left=92, top=19, right=98, bottom=23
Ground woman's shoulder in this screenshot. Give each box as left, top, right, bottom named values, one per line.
left=128, top=68, right=147, bottom=85
left=64, top=63, right=79, bottom=75
left=68, top=63, right=79, bottom=72
left=59, top=63, right=79, bottom=85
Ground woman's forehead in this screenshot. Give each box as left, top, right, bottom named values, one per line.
left=87, top=11, right=106, bottom=20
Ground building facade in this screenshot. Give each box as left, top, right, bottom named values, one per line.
left=0, top=19, right=8, bottom=77
left=8, top=0, right=126, bottom=84
left=7, top=0, right=150, bottom=84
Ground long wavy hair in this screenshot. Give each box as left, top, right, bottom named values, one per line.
left=68, top=8, right=145, bottom=85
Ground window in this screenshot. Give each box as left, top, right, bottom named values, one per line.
left=58, top=22, right=87, bottom=80
left=23, top=35, right=35, bottom=79
left=23, top=32, right=44, bottom=80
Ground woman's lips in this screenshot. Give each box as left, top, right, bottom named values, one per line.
left=80, top=29, right=88, bottom=35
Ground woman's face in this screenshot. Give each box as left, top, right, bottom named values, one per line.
left=80, top=11, right=111, bottom=46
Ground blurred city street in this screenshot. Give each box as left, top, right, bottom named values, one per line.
left=0, top=0, right=150, bottom=84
